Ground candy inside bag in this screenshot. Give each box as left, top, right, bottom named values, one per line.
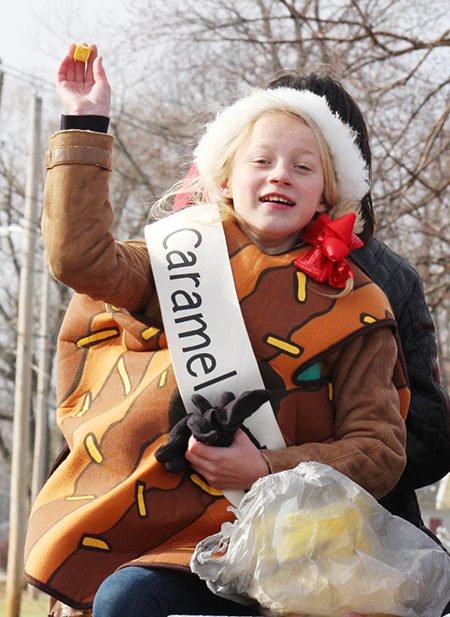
left=191, top=462, right=450, bottom=617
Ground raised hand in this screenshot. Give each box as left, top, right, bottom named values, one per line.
left=55, top=43, right=111, bottom=117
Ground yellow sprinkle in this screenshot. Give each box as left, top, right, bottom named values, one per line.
left=158, top=370, right=168, bottom=388
left=328, top=382, right=334, bottom=401
left=67, top=495, right=95, bottom=501
left=296, top=271, right=307, bottom=302
left=85, top=434, right=103, bottom=464
left=77, top=329, right=119, bottom=348
left=118, top=357, right=131, bottom=395
left=137, top=482, right=147, bottom=517
left=190, top=474, right=223, bottom=496
left=142, top=326, right=160, bottom=340
left=75, top=393, right=92, bottom=417
left=74, top=45, right=92, bottom=62
left=363, top=315, right=377, bottom=324
left=81, top=536, right=110, bottom=551
left=266, top=335, right=302, bottom=357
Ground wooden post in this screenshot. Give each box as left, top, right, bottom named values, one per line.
left=5, top=92, right=42, bottom=617
left=28, top=255, right=51, bottom=600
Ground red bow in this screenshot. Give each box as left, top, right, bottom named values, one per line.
left=294, top=213, right=363, bottom=288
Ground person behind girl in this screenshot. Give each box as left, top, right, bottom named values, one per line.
left=262, top=72, right=450, bottom=617
left=263, top=71, right=450, bottom=526
left=24, top=44, right=409, bottom=617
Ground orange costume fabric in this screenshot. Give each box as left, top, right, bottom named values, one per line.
left=24, top=130, right=408, bottom=609
left=24, top=221, right=409, bottom=609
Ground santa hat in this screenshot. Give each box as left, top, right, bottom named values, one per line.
left=194, top=88, right=369, bottom=203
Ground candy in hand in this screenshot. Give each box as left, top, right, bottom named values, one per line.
left=73, top=45, right=92, bottom=62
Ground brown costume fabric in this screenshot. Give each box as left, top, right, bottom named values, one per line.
left=24, top=130, right=408, bottom=609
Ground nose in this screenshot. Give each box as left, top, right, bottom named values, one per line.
left=268, top=162, right=292, bottom=186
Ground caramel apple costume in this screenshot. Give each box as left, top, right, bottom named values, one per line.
left=24, top=89, right=409, bottom=609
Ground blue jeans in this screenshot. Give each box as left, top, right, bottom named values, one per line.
left=92, top=566, right=259, bottom=617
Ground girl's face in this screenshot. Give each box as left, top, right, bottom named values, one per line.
left=221, top=112, right=327, bottom=254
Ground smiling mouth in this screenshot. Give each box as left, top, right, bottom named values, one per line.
left=260, top=195, right=295, bottom=206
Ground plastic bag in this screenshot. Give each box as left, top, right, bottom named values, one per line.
left=191, top=462, right=450, bottom=617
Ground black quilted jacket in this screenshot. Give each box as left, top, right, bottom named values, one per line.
left=352, top=237, right=450, bottom=526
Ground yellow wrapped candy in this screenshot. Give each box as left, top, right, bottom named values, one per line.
left=73, top=45, right=92, bottom=62
left=192, top=462, right=450, bottom=617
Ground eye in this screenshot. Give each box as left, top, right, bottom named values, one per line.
left=295, top=163, right=312, bottom=171
left=252, top=157, right=270, bottom=165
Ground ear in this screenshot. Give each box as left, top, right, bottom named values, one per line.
left=316, top=200, right=328, bottom=214
left=219, top=179, right=233, bottom=199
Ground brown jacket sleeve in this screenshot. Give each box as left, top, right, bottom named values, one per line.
left=43, top=129, right=154, bottom=313
left=262, top=327, right=407, bottom=499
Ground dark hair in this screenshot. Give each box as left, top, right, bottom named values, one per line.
left=264, top=71, right=375, bottom=242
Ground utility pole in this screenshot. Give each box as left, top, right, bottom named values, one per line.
left=6, top=92, right=42, bottom=617
left=31, top=255, right=51, bottom=510
left=28, top=255, right=51, bottom=600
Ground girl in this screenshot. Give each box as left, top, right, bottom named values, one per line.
left=25, top=45, right=408, bottom=617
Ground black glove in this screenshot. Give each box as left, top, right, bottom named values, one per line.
left=188, top=389, right=270, bottom=447
left=154, top=414, right=192, bottom=474
left=155, top=389, right=270, bottom=473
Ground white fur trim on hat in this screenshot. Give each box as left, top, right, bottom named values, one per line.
left=194, top=88, right=370, bottom=202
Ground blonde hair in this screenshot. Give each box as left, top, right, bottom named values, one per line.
left=153, top=109, right=363, bottom=227
left=152, top=89, right=369, bottom=296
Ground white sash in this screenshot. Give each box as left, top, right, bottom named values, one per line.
left=145, top=203, right=285, bottom=505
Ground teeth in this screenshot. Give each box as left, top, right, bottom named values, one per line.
left=263, top=196, right=294, bottom=205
